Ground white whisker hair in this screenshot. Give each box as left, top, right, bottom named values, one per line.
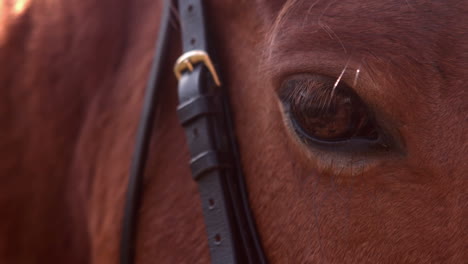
left=353, top=68, right=361, bottom=87
left=327, top=59, right=350, bottom=107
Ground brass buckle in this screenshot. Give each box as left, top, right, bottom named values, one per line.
left=173, top=50, right=221, bottom=86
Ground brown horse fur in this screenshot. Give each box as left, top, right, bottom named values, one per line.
left=0, top=0, right=466, bottom=263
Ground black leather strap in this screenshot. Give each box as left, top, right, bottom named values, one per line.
left=120, top=0, right=173, bottom=263
left=178, top=0, right=208, bottom=52
left=176, top=1, right=266, bottom=263
left=121, top=0, right=267, bottom=263
left=178, top=64, right=239, bottom=263
left=177, top=95, right=219, bottom=126
left=190, top=150, right=230, bottom=181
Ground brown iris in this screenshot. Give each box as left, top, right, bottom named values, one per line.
left=280, top=75, right=378, bottom=142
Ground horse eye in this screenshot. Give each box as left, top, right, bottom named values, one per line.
left=279, top=75, right=379, bottom=143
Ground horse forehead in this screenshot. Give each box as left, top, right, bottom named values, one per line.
left=267, top=0, right=466, bottom=46
left=212, top=0, right=467, bottom=60
left=252, top=0, right=467, bottom=91
left=207, top=0, right=467, bottom=101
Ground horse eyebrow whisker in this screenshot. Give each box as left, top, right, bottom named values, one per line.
left=403, top=0, right=414, bottom=9
left=353, top=68, right=361, bottom=87
left=327, top=59, right=350, bottom=107
left=319, top=21, right=347, bottom=54
left=265, top=0, right=301, bottom=60
left=301, top=0, right=322, bottom=28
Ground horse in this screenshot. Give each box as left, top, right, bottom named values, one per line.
left=0, top=0, right=466, bottom=263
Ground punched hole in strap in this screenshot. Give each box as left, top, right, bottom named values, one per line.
left=177, top=95, right=219, bottom=126
left=208, top=198, right=215, bottom=210
left=214, top=233, right=222, bottom=245
left=190, top=151, right=230, bottom=181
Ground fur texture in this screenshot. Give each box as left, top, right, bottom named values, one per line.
left=0, top=0, right=466, bottom=263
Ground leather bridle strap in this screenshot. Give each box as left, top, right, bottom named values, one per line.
left=120, top=0, right=266, bottom=263
left=120, top=0, right=173, bottom=263
left=175, top=0, right=266, bottom=263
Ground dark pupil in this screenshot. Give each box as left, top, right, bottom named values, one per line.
left=282, top=77, right=377, bottom=142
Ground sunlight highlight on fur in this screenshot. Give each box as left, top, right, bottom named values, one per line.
left=12, top=0, right=30, bottom=15
left=0, top=0, right=31, bottom=45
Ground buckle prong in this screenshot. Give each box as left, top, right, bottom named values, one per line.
left=174, top=50, right=221, bottom=86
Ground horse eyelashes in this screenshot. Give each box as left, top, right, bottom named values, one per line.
left=279, top=74, right=379, bottom=145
